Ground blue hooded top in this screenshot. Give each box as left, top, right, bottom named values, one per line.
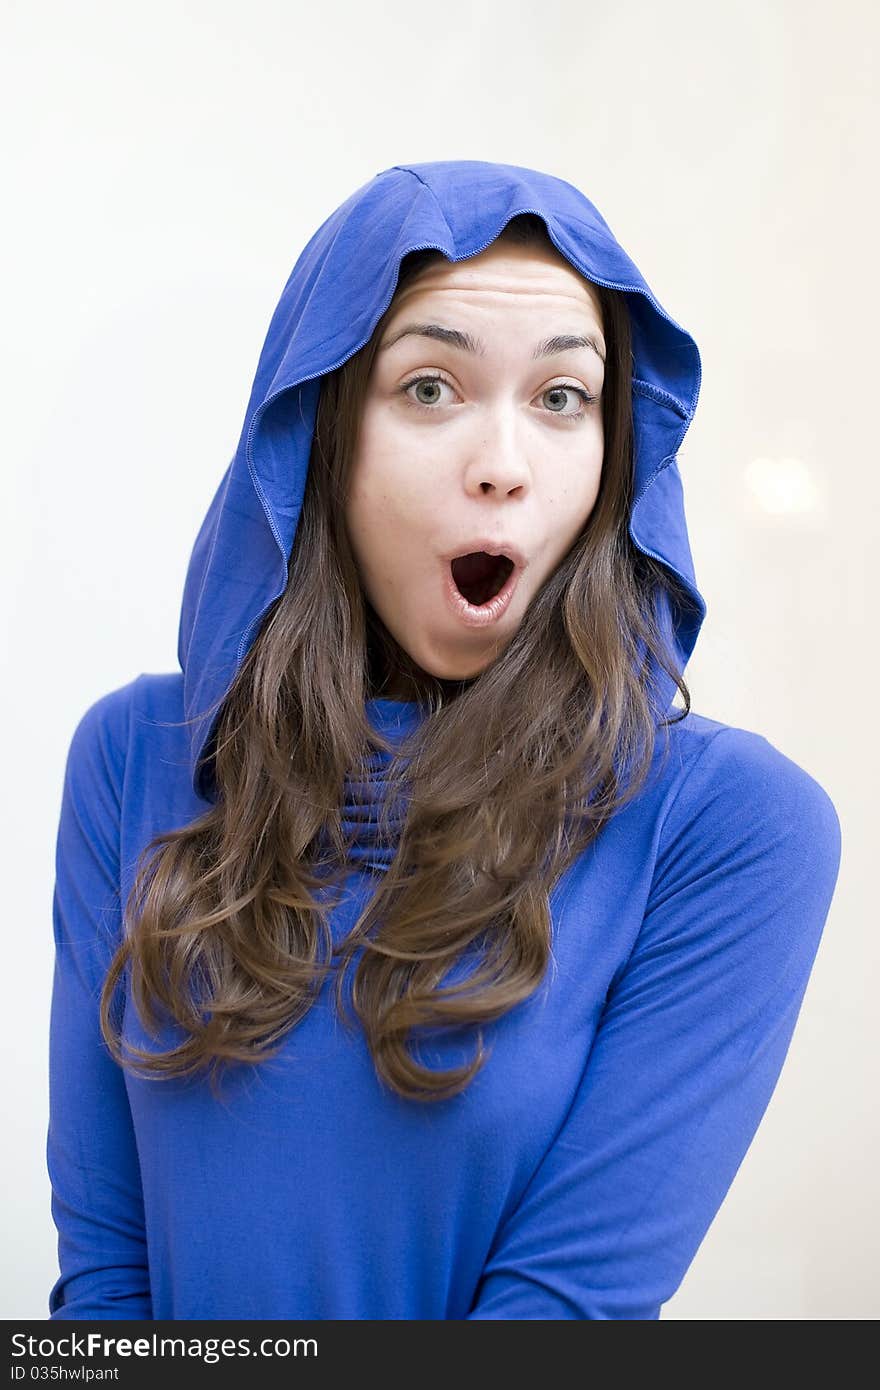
left=46, top=160, right=842, bottom=1321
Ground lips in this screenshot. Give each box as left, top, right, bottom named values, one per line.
left=450, top=551, right=515, bottom=606
left=444, top=538, right=527, bottom=607
left=442, top=559, right=520, bottom=628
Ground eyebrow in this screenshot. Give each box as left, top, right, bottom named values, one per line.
left=378, top=321, right=606, bottom=365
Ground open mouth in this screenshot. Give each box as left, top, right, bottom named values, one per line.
left=450, top=551, right=516, bottom=607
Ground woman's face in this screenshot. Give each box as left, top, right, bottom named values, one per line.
left=345, top=238, right=606, bottom=690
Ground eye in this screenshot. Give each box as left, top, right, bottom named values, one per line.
left=397, top=373, right=599, bottom=420
left=540, top=383, right=598, bottom=419
left=400, top=373, right=456, bottom=410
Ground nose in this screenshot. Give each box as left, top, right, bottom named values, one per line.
left=463, top=412, right=531, bottom=496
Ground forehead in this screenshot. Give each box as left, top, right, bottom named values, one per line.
left=388, top=240, right=604, bottom=328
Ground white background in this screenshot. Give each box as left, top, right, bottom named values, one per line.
left=2, top=0, right=876, bottom=1319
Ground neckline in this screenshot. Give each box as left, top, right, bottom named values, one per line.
left=364, top=695, right=427, bottom=728
left=367, top=696, right=420, bottom=708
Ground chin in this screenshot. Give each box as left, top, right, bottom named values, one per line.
left=411, top=649, right=496, bottom=684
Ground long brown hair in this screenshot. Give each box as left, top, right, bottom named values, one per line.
left=99, top=214, right=693, bottom=1102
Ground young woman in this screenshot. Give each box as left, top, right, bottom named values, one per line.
left=46, top=159, right=842, bottom=1321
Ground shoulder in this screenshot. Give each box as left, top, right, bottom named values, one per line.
left=653, top=707, right=842, bottom=896
left=64, top=671, right=185, bottom=787
left=665, top=709, right=839, bottom=832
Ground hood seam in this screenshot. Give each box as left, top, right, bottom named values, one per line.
left=393, top=164, right=456, bottom=246
left=632, top=377, right=690, bottom=422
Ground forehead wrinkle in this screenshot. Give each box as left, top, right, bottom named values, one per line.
left=379, top=318, right=606, bottom=366
left=380, top=275, right=604, bottom=359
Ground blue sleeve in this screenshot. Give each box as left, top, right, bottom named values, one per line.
left=46, top=685, right=153, bottom=1320
left=466, top=727, right=842, bottom=1320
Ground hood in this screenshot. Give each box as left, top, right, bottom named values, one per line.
left=178, top=159, right=705, bottom=802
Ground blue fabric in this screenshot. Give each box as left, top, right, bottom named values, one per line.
left=46, top=160, right=842, bottom=1321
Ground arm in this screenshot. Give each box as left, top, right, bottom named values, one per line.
left=466, top=727, right=842, bottom=1320
left=46, top=686, right=153, bottom=1319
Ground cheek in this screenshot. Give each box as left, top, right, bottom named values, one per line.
left=345, top=431, right=434, bottom=580
left=540, top=444, right=604, bottom=562
left=348, top=409, right=438, bottom=527
left=551, top=435, right=603, bottom=507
